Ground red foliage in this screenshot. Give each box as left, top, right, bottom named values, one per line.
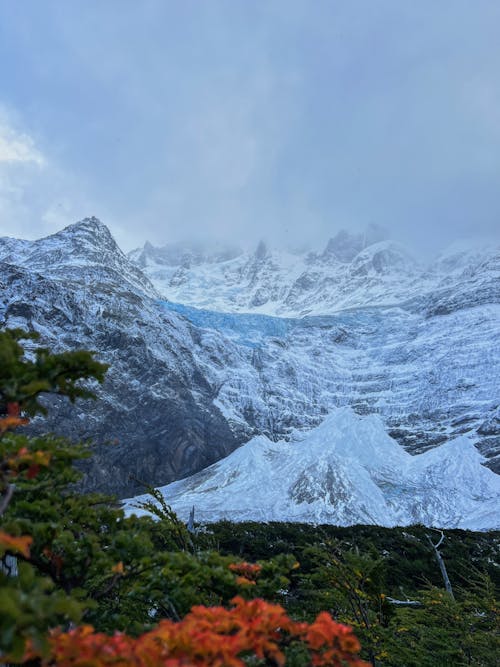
left=0, top=531, right=32, bottom=558
left=20, top=596, right=368, bottom=667
left=0, top=437, right=367, bottom=666
left=6, top=446, right=51, bottom=475
left=229, top=561, right=262, bottom=587
left=6, top=401, right=21, bottom=417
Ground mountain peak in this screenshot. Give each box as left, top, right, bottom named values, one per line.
left=323, top=230, right=363, bottom=262
left=48, top=217, right=126, bottom=260
left=126, top=408, right=500, bottom=529
left=254, top=240, right=268, bottom=260
left=323, top=225, right=389, bottom=263
left=61, top=216, right=114, bottom=239
left=0, top=217, right=157, bottom=297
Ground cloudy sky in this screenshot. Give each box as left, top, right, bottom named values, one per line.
left=0, top=0, right=499, bottom=254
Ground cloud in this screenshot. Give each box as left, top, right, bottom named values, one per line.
left=0, top=2, right=499, bottom=254
left=0, top=116, right=45, bottom=166
left=0, top=108, right=96, bottom=240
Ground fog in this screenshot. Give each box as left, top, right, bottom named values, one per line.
left=0, top=1, right=499, bottom=257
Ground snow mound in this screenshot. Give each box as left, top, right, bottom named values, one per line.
left=125, top=408, right=500, bottom=530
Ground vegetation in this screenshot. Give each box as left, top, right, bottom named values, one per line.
left=0, top=328, right=498, bottom=665
left=202, top=522, right=499, bottom=665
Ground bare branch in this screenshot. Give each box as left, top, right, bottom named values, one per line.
left=426, top=531, right=454, bottom=600
left=0, top=483, right=14, bottom=517
left=387, top=597, right=422, bottom=607
left=428, top=528, right=445, bottom=550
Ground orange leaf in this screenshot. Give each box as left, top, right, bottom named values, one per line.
left=112, top=561, right=125, bottom=574
left=235, top=576, right=256, bottom=586
left=0, top=531, right=32, bottom=558
left=0, top=416, right=29, bottom=434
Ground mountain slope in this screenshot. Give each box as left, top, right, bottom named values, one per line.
left=158, top=299, right=500, bottom=471
left=130, top=231, right=500, bottom=472
left=126, top=408, right=500, bottom=529
left=0, top=219, right=244, bottom=496
left=129, top=231, right=499, bottom=317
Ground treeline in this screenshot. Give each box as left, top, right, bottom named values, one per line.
left=201, top=521, right=499, bottom=665
left=204, top=520, right=499, bottom=596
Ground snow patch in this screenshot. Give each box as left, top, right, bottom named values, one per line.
left=125, top=408, right=500, bottom=530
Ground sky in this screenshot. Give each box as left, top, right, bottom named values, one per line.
left=0, top=0, right=499, bottom=255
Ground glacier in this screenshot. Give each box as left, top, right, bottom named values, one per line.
left=0, top=218, right=498, bottom=528
left=126, top=408, right=500, bottom=529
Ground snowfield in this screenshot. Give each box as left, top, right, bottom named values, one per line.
left=126, top=408, right=500, bottom=529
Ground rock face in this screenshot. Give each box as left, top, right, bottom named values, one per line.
left=0, top=219, right=499, bottom=514
left=126, top=408, right=500, bottom=530
left=0, top=219, right=243, bottom=496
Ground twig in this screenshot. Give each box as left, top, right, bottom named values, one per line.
left=0, top=483, right=14, bottom=516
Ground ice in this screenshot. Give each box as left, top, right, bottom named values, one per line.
left=125, top=408, right=500, bottom=529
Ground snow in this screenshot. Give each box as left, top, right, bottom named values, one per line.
left=125, top=408, right=500, bottom=529
left=161, top=297, right=499, bottom=469
left=1, top=219, right=498, bottom=525
left=129, top=234, right=500, bottom=319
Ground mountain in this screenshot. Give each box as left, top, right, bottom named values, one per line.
left=1, top=217, right=155, bottom=297
left=128, top=232, right=498, bottom=318
left=0, top=218, right=244, bottom=496
left=0, top=219, right=499, bottom=528
left=126, top=408, right=500, bottom=530
left=130, top=231, right=500, bottom=472
left=128, top=236, right=425, bottom=316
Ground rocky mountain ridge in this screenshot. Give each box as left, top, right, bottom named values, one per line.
left=0, top=219, right=243, bottom=496
left=128, top=227, right=499, bottom=317
left=0, top=219, right=499, bottom=522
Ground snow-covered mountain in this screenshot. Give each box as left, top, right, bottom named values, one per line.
left=128, top=227, right=499, bottom=317
left=126, top=408, right=500, bottom=530
left=2, top=217, right=155, bottom=297
left=0, top=219, right=244, bottom=496
left=0, top=218, right=499, bottom=530
left=130, top=231, right=500, bottom=472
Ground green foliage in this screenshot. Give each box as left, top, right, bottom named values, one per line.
left=206, top=522, right=499, bottom=666
left=131, top=485, right=194, bottom=552
left=378, top=583, right=500, bottom=666
left=0, top=328, right=108, bottom=416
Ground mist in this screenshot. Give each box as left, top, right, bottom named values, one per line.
left=1, top=1, right=499, bottom=258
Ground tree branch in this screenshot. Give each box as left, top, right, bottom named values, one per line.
left=426, top=531, right=454, bottom=600
left=0, top=483, right=15, bottom=516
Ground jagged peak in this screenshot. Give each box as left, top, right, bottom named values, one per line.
left=323, top=230, right=363, bottom=262
left=254, top=240, right=268, bottom=260
left=129, top=239, right=244, bottom=268
left=323, top=225, right=389, bottom=263
left=37, top=217, right=128, bottom=262
left=60, top=216, right=114, bottom=239
left=351, top=240, right=417, bottom=274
